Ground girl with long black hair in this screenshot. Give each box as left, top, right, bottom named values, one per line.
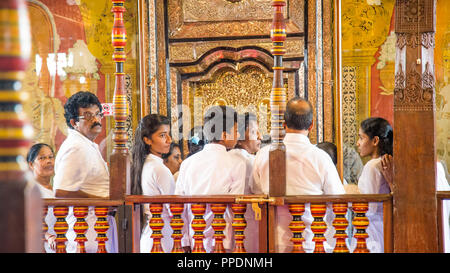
left=130, top=114, right=174, bottom=252
left=354, top=117, right=393, bottom=253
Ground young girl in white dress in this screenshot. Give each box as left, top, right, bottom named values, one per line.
left=130, top=114, right=175, bottom=253
left=355, top=117, right=393, bottom=253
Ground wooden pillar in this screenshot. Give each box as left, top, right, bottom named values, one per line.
left=394, top=0, right=438, bottom=252
left=0, top=0, right=42, bottom=253
left=110, top=0, right=130, bottom=199
left=269, top=0, right=287, bottom=197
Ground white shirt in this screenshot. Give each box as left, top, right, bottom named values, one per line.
left=252, top=133, right=344, bottom=196
left=251, top=133, right=345, bottom=252
left=37, top=182, right=55, bottom=198
left=53, top=129, right=109, bottom=198
left=140, top=154, right=175, bottom=253
left=228, top=148, right=255, bottom=194
left=175, top=143, right=246, bottom=252
left=141, top=154, right=175, bottom=196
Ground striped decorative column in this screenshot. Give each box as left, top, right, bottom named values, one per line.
left=94, top=207, right=110, bottom=253
left=73, top=207, right=89, bottom=253
left=352, top=202, right=370, bottom=253
left=0, top=0, right=43, bottom=253
left=269, top=0, right=287, bottom=197
left=109, top=0, right=129, bottom=199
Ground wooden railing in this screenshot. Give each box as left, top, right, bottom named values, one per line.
left=42, top=192, right=450, bottom=253
left=43, top=199, right=123, bottom=253
left=122, top=194, right=394, bottom=253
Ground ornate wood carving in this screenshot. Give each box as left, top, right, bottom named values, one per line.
left=394, top=0, right=438, bottom=252
left=395, top=0, right=434, bottom=33
left=167, top=0, right=303, bottom=39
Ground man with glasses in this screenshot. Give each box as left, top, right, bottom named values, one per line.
left=52, top=91, right=118, bottom=253
left=53, top=91, right=109, bottom=198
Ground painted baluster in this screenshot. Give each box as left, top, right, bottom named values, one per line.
left=310, top=203, right=327, bottom=253
left=332, top=203, right=349, bottom=253
left=231, top=204, right=247, bottom=253
left=94, top=207, right=110, bottom=253
left=191, top=203, right=206, bottom=253
left=149, top=203, right=164, bottom=253
left=53, top=207, right=69, bottom=253
left=170, top=203, right=184, bottom=253
left=288, top=203, right=306, bottom=253
left=73, top=207, right=89, bottom=253
left=352, top=202, right=370, bottom=253
left=211, top=204, right=227, bottom=253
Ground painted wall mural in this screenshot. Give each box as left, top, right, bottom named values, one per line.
left=23, top=0, right=139, bottom=160
left=436, top=0, right=450, bottom=179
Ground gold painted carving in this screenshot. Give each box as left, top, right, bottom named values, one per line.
left=168, top=0, right=303, bottom=39
left=169, top=38, right=304, bottom=64
left=189, top=66, right=277, bottom=135
left=182, top=0, right=280, bottom=22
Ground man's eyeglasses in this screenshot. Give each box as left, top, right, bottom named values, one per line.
left=78, top=111, right=104, bottom=121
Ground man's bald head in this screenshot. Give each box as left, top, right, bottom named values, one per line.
left=284, top=97, right=313, bottom=130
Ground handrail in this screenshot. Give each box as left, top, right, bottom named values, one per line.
left=436, top=191, right=450, bottom=200
left=43, top=199, right=123, bottom=207
left=284, top=194, right=392, bottom=203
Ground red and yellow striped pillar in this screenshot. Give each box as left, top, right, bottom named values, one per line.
left=0, top=0, right=43, bottom=253
left=211, top=204, right=227, bottom=253
left=191, top=203, right=206, bottom=253
left=109, top=0, right=129, bottom=199
left=288, top=203, right=306, bottom=253
left=170, top=203, right=184, bottom=253
left=269, top=0, right=287, bottom=197
left=94, top=207, right=110, bottom=253
left=73, top=206, right=89, bottom=253
left=149, top=203, right=164, bottom=253
left=352, top=202, right=370, bottom=253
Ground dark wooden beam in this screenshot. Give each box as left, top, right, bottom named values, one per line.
left=393, top=0, right=438, bottom=252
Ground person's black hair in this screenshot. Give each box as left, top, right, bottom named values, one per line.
left=317, top=141, right=337, bottom=165
left=130, top=114, right=170, bottom=195
left=237, top=112, right=257, bottom=141
left=64, top=91, right=103, bottom=129
left=187, top=126, right=205, bottom=158
left=27, top=143, right=54, bottom=163
left=360, top=117, right=393, bottom=156
left=284, top=97, right=313, bottom=130
left=203, top=105, right=238, bottom=143
left=162, top=142, right=181, bottom=161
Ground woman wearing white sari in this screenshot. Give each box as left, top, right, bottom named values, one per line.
left=130, top=114, right=175, bottom=253
left=354, top=117, right=393, bottom=253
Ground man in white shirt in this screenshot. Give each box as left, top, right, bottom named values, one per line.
left=53, top=91, right=109, bottom=198
left=228, top=112, right=261, bottom=252
left=251, top=97, right=345, bottom=252
left=176, top=105, right=246, bottom=253
left=52, top=91, right=117, bottom=253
